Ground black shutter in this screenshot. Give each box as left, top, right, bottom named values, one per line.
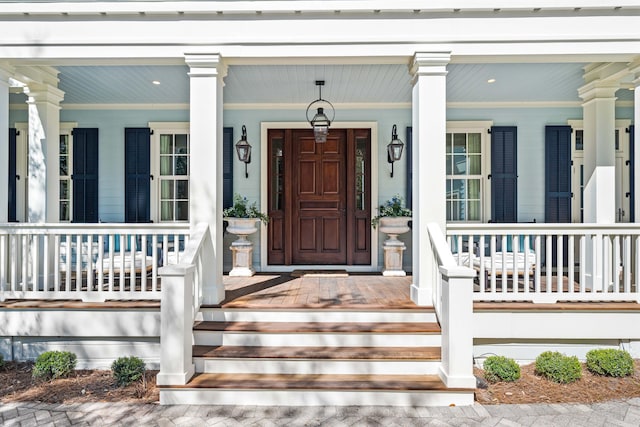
left=545, top=126, right=572, bottom=223
left=405, top=126, right=413, bottom=210
left=8, top=128, right=17, bottom=222
left=223, top=127, right=234, bottom=209
left=491, top=126, right=518, bottom=223
left=630, top=125, right=635, bottom=222
left=124, top=128, right=151, bottom=223
left=71, top=128, right=99, bottom=223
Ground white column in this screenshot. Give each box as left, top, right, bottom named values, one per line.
left=0, top=66, right=11, bottom=223
left=186, top=53, right=226, bottom=304
left=579, top=82, right=618, bottom=224
left=409, top=52, right=450, bottom=306
left=25, top=83, right=64, bottom=223
left=578, top=81, right=617, bottom=291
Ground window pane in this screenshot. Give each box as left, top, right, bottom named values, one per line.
left=59, top=156, right=68, bottom=176
left=176, top=201, right=189, bottom=221
left=175, top=134, right=188, bottom=154
left=175, top=155, right=188, bottom=175
left=468, top=133, right=481, bottom=153
left=445, top=154, right=452, bottom=175
left=451, top=179, right=466, bottom=199
left=161, top=180, right=173, bottom=199
left=453, top=155, right=466, bottom=175
left=176, top=180, right=189, bottom=199
left=575, top=130, right=583, bottom=151
left=160, top=135, right=173, bottom=154
left=160, top=156, right=172, bottom=175
left=453, top=133, right=467, bottom=153
left=468, top=155, right=481, bottom=175
left=468, top=179, right=481, bottom=199
left=59, top=136, right=68, bottom=155
left=445, top=133, right=452, bottom=153
left=60, top=180, right=69, bottom=199
left=60, top=201, right=69, bottom=222
left=161, top=201, right=174, bottom=221
left=468, top=201, right=481, bottom=221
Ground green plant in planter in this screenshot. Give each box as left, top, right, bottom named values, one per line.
left=223, top=194, right=269, bottom=224
left=371, top=195, right=412, bottom=228
left=586, top=348, right=634, bottom=377
left=483, top=355, right=521, bottom=383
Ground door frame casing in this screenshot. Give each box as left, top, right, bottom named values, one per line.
left=260, top=121, right=379, bottom=272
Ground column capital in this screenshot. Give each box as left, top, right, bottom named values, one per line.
left=0, top=62, right=14, bottom=86
left=25, top=83, right=65, bottom=107
left=578, top=80, right=618, bottom=103
left=185, top=53, right=228, bottom=79
left=410, top=52, right=451, bottom=78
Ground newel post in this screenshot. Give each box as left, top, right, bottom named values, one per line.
left=156, top=264, right=195, bottom=386
left=438, top=264, right=476, bottom=389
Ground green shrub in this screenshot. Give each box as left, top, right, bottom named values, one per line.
left=32, top=351, right=77, bottom=381
left=0, top=353, right=4, bottom=369
left=586, top=349, right=634, bottom=377
left=483, top=355, right=521, bottom=382
left=111, top=356, right=146, bottom=387
left=535, top=351, right=582, bottom=384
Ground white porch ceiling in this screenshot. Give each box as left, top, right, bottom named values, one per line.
left=8, top=63, right=635, bottom=106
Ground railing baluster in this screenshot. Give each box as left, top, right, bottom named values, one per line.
left=490, top=235, right=496, bottom=293
left=31, top=235, right=39, bottom=292
left=22, top=235, right=28, bottom=291
left=128, top=234, right=135, bottom=292
left=579, top=235, right=586, bottom=293
left=152, top=234, right=158, bottom=292
left=97, top=235, right=104, bottom=294
left=0, top=235, right=6, bottom=291
left=624, top=235, right=631, bottom=293
left=43, top=235, right=50, bottom=292
left=108, top=234, right=115, bottom=292
left=613, top=235, right=620, bottom=294
left=534, top=235, right=541, bottom=294
left=141, top=235, right=148, bottom=292
left=119, top=234, right=125, bottom=287
left=163, top=234, right=169, bottom=266
left=545, top=235, right=552, bottom=294
left=10, top=234, right=17, bottom=291
left=478, top=234, right=485, bottom=294
left=556, top=234, right=563, bottom=296
left=568, top=235, right=574, bottom=293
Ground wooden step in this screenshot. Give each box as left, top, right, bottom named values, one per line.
left=159, top=373, right=475, bottom=406
left=193, top=321, right=440, bottom=334
left=192, top=345, right=442, bottom=375
left=199, top=307, right=437, bottom=323
left=163, top=372, right=464, bottom=391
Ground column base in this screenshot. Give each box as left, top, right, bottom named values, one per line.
left=383, top=242, right=406, bottom=277
left=230, top=244, right=255, bottom=277
left=411, top=283, right=432, bottom=306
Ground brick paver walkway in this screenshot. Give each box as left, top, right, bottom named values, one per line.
left=2, top=399, right=640, bottom=426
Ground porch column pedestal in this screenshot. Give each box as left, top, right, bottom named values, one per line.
left=409, top=52, right=450, bottom=305
left=579, top=79, right=618, bottom=291
left=382, top=239, right=406, bottom=277
left=186, top=53, right=227, bottom=304
left=229, top=243, right=255, bottom=277
left=0, top=65, right=10, bottom=223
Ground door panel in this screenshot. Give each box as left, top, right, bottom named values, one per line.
left=292, top=129, right=347, bottom=264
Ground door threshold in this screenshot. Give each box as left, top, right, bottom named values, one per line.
left=290, top=269, right=349, bottom=278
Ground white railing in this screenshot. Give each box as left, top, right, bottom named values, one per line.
left=447, top=223, right=640, bottom=303
left=0, top=223, right=189, bottom=302
left=157, top=222, right=213, bottom=386
left=426, top=223, right=476, bottom=389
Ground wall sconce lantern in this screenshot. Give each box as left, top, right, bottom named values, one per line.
left=387, top=124, right=404, bottom=178
left=306, top=80, right=335, bottom=143
left=235, top=125, right=251, bottom=178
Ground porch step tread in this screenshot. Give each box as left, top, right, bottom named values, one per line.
left=160, top=373, right=470, bottom=392
left=204, top=303, right=428, bottom=310
left=193, top=321, right=441, bottom=334
left=192, top=345, right=441, bottom=360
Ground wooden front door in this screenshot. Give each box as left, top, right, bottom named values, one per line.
left=268, top=128, right=371, bottom=265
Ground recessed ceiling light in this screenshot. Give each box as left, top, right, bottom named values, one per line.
left=152, top=80, right=161, bottom=85
left=487, top=78, right=496, bottom=84
left=630, top=87, right=635, bottom=91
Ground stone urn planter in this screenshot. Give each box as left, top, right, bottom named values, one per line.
left=225, top=217, right=261, bottom=276
left=378, top=216, right=411, bottom=276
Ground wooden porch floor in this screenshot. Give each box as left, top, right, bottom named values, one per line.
left=218, top=273, right=420, bottom=310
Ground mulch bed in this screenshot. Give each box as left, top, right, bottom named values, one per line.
left=0, top=362, right=158, bottom=404
left=475, top=360, right=640, bottom=405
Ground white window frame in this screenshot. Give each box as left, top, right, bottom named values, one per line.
left=149, top=122, right=190, bottom=223
left=446, top=121, right=493, bottom=223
